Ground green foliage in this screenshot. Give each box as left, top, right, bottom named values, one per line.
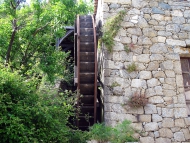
left=111, top=81, right=120, bottom=88
left=101, top=10, right=126, bottom=52
left=127, top=63, right=137, bottom=73
left=89, top=120, right=138, bottom=143
left=0, top=68, right=89, bottom=143
left=124, top=45, right=130, bottom=53
left=0, top=0, right=92, bottom=83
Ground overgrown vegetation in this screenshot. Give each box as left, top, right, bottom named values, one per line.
left=89, top=120, right=138, bottom=143
left=127, top=62, right=137, bottom=73
left=111, top=81, right=121, bottom=88
left=100, top=10, right=126, bottom=52
left=0, top=68, right=90, bottom=142
left=128, top=92, right=148, bottom=108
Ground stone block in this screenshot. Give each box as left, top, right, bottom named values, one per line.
left=121, top=37, right=131, bottom=44
left=155, top=86, right=163, bottom=95
left=159, top=2, right=171, bottom=10
left=152, top=114, right=162, bottom=122
left=166, top=24, right=180, bottom=33
left=151, top=14, right=164, bottom=21
left=158, top=31, right=172, bottom=37
left=144, top=122, right=158, bottom=131
left=147, top=78, right=160, bottom=87
left=174, top=132, right=185, bottom=142
left=104, top=0, right=131, bottom=4
left=149, top=96, right=164, bottom=104
left=175, top=119, right=185, bottom=127
left=172, top=17, right=185, bottom=24
left=165, top=78, right=176, bottom=85
left=132, top=0, right=148, bottom=8
left=144, top=104, right=157, bottom=114
left=160, top=61, right=173, bottom=70
left=165, top=70, right=175, bottom=78
left=143, top=28, right=157, bottom=37
left=181, top=129, right=190, bottom=140
left=131, top=79, right=142, bottom=88
left=176, top=75, right=184, bottom=88
left=136, top=54, right=150, bottom=63
left=162, top=118, right=174, bottom=128
left=152, top=71, right=166, bottom=78
left=142, top=37, right=152, bottom=45
left=145, top=88, right=156, bottom=97
left=149, top=20, right=158, bottom=25
left=139, top=71, right=152, bottom=79
left=184, top=10, right=190, bottom=18
left=140, top=137, right=154, bottom=143
left=174, top=108, right=188, bottom=118
left=128, top=8, right=140, bottom=15
left=171, top=10, right=183, bottom=17
left=166, top=39, right=186, bottom=47
left=165, top=53, right=180, bottom=61
left=147, top=62, right=159, bottom=71
left=138, top=16, right=148, bottom=28
left=159, top=128, right=173, bottom=138
left=131, top=123, right=142, bottom=131
left=121, top=22, right=134, bottom=28
left=162, top=108, right=174, bottom=117
left=174, top=61, right=182, bottom=74
left=150, top=54, right=164, bottom=61
left=127, top=28, right=142, bottom=36
left=150, top=43, right=167, bottom=54
left=184, top=117, right=190, bottom=125
left=155, top=138, right=171, bottom=143
left=139, top=115, right=151, bottom=122
left=157, top=36, right=166, bottom=43
left=181, top=24, right=190, bottom=32
left=152, top=7, right=164, bottom=14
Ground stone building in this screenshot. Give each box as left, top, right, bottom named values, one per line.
left=95, top=0, right=190, bottom=142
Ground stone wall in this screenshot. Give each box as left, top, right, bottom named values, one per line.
left=96, top=0, right=190, bottom=142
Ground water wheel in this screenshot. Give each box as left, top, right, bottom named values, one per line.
left=74, top=15, right=98, bottom=130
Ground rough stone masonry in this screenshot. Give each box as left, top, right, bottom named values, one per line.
left=96, top=0, right=190, bottom=142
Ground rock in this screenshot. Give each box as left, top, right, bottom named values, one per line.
left=140, top=137, right=154, bottom=143
left=152, top=7, right=165, bottom=14
left=174, top=108, right=188, bottom=118
left=132, top=0, right=148, bottom=8
left=150, top=54, right=164, bottom=61
left=104, top=0, right=131, bottom=4
left=147, top=78, right=160, bottom=87
left=145, top=88, right=156, bottom=97
left=144, top=104, right=157, bottom=114
left=176, top=75, right=184, bottom=88
left=152, top=114, right=162, bottom=122
left=181, top=128, right=190, bottom=140
left=174, top=132, right=185, bottom=142
left=165, top=53, right=180, bottom=60
left=155, top=138, right=171, bottom=143
left=132, top=35, right=137, bottom=44
left=160, top=61, right=173, bottom=70
left=157, top=36, right=166, bottom=43
left=139, top=115, right=151, bottom=122
left=109, top=3, right=120, bottom=9
left=162, top=118, right=174, bottom=128
left=127, top=8, right=140, bottom=15
left=181, top=24, right=190, bottom=32
left=184, top=10, right=190, bottom=18
left=172, top=17, right=185, bottom=24
left=103, top=3, right=109, bottom=12
left=171, top=10, right=183, bottom=17
left=120, top=37, right=131, bottom=44
left=175, top=118, right=185, bottom=127
left=151, top=14, right=164, bottom=21
left=184, top=117, right=190, bottom=125
left=162, top=108, right=174, bottom=117
left=150, top=43, right=167, bottom=54
left=149, top=19, right=158, bottom=25
left=131, top=79, right=143, bottom=88
left=165, top=70, right=175, bottom=78
left=149, top=96, right=164, bottom=104
left=144, top=122, right=158, bottom=131
left=139, top=71, right=152, bottom=79
left=121, top=22, right=134, bottom=28
left=143, top=28, right=157, bottom=37
left=155, top=86, right=163, bottom=95
left=147, top=62, right=159, bottom=71
left=127, top=28, right=142, bottom=36
left=142, top=37, right=152, bottom=45
left=165, top=78, right=175, bottom=85
left=166, top=24, right=180, bottom=33
left=138, top=16, right=148, bottom=28
left=158, top=31, right=172, bottom=37
left=159, top=128, right=173, bottom=138
left=186, top=39, right=190, bottom=46
left=159, top=2, right=171, bottom=10
left=136, top=54, right=150, bottom=63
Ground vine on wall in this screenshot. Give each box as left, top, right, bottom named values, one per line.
left=100, top=10, right=126, bottom=52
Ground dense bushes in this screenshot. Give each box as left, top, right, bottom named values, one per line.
left=0, top=69, right=88, bottom=143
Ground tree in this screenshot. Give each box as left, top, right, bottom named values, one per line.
left=0, top=0, right=92, bottom=83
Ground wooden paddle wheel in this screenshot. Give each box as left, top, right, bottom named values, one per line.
left=74, top=15, right=98, bottom=130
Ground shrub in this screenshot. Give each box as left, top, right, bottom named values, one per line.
left=128, top=92, right=148, bottom=108
left=127, top=63, right=137, bottom=73
left=89, top=120, right=138, bottom=143
left=0, top=68, right=88, bottom=143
